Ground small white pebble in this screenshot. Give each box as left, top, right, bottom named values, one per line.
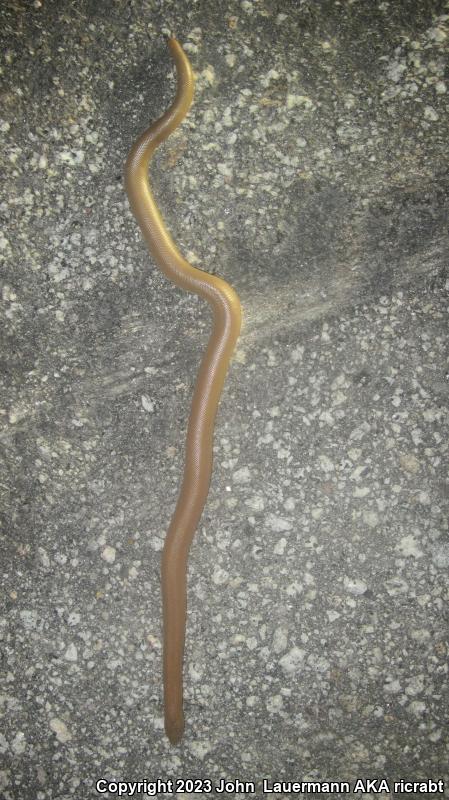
left=266, top=694, right=284, bottom=713
left=241, top=0, right=254, bottom=13
left=343, top=577, right=368, bottom=596
left=408, top=700, right=426, bottom=715
left=286, top=94, right=314, bottom=110
left=431, top=543, right=449, bottom=568
left=64, top=643, right=78, bottom=662
left=245, top=495, right=265, bottom=512
left=363, top=509, right=379, bottom=528
left=212, top=565, right=229, bottom=585
left=233, top=466, right=251, bottom=483
left=188, top=740, right=212, bottom=760
left=427, top=26, right=446, bottom=43
left=11, top=732, right=26, bottom=754
left=353, top=486, right=370, bottom=498
left=290, top=345, right=304, bottom=362
left=424, top=105, right=439, bottom=121
left=201, top=65, right=215, bottom=85
left=266, top=514, right=292, bottom=532
left=101, top=545, right=116, bottom=564
left=141, top=394, right=155, bottom=413
left=273, top=537, right=287, bottom=555
left=319, top=454, right=334, bottom=472
left=397, top=535, right=423, bottom=558
left=279, top=646, right=305, bottom=674
left=272, top=626, right=288, bottom=654
left=384, top=678, right=401, bottom=694
left=217, top=162, right=233, bottom=177
left=49, top=718, right=72, bottom=743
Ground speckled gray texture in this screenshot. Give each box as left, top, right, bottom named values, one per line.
left=1, top=0, right=448, bottom=798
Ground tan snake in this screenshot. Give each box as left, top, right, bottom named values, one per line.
left=124, top=37, right=242, bottom=744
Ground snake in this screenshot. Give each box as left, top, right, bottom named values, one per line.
left=124, top=37, right=242, bottom=744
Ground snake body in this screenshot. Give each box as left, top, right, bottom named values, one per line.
left=124, top=38, right=242, bottom=744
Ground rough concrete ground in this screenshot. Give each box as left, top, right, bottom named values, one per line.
left=1, top=0, right=448, bottom=798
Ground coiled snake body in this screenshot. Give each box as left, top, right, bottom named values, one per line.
left=124, top=38, right=242, bottom=744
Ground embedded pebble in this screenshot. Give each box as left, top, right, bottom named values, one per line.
left=141, top=394, right=155, bottom=412
left=49, top=719, right=72, bottom=743
left=272, top=626, right=288, bottom=654
left=363, top=510, right=379, bottom=528
left=212, top=565, right=229, bottom=585
left=279, top=646, right=306, bottom=674
left=397, top=535, right=424, bottom=558
left=245, top=495, right=265, bottom=511
left=424, top=106, right=439, bottom=121
left=232, top=466, right=251, bottom=483
left=273, top=537, right=287, bottom=555
left=11, top=732, right=26, bottom=755
left=343, top=577, right=368, bottom=596
left=64, top=643, right=78, bottom=662
left=431, top=543, right=449, bottom=568
left=266, top=514, right=293, bottom=532
left=266, top=694, right=283, bottom=713
left=101, top=545, right=116, bottom=563
left=19, top=610, right=38, bottom=630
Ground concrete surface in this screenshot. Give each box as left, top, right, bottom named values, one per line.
left=1, top=0, right=448, bottom=798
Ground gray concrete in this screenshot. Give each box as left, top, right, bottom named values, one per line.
left=1, top=0, right=448, bottom=798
